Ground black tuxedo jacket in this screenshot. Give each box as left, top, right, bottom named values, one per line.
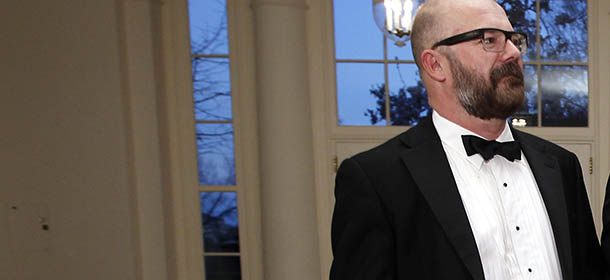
left=330, top=116, right=604, bottom=280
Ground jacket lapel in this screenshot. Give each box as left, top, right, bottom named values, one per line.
left=398, top=118, right=485, bottom=280
left=514, top=130, right=574, bottom=280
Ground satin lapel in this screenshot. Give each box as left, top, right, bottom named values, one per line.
left=399, top=121, right=485, bottom=280
left=519, top=140, right=573, bottom=280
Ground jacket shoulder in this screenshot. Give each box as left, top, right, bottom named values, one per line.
left=349, top=130, right=411, bottom=166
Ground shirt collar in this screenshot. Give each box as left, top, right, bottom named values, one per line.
left=432, top=110, right=515, bottom=167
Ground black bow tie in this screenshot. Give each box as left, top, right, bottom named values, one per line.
left=461, top=135, right=521, bottom=162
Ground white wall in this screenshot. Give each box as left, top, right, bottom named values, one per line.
left=0, top=0, right=163, bottom=279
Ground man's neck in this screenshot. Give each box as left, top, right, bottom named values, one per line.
left=436, top=110, right=507, bottom=140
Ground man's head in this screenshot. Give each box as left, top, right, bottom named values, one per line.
left=410, top=0, right=526, bottom=120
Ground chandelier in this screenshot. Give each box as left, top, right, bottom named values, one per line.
left=373, top=0, right=423, bottom=47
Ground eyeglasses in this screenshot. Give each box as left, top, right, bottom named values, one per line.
left=431, top=28, right=528, bottom=54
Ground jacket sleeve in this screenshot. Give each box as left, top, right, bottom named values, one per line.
left=330, top=157, right=395, bottom=280
left=565, top=153, right=605, bottom=279
left=330, top=159, right=395, bottom=280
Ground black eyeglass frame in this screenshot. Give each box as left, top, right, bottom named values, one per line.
left=431, top=28, right=528, bottom=54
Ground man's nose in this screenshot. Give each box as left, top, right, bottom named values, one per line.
left=500, top=39, right=523, bottom=63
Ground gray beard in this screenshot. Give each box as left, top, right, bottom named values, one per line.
left=446, top=52, right=525, bottom=120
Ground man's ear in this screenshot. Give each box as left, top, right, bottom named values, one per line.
left=421, top=50, right=446, bottom=82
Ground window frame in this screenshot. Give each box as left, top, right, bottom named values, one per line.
left=159, top=0, right=263, bottom=279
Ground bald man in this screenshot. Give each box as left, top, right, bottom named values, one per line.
left=330, top=0, right=604, bottom=279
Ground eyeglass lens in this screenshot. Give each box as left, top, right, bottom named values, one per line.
left=482, top=30, right=526, bottom=54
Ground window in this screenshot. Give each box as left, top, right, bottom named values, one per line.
left=188, top=0, right=242, bottom=278
left=334, top=0, right=429, bottom=126
left=334, top=0, right=589, bottom=127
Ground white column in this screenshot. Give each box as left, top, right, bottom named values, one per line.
left=252, top=0, right=321, bottom=279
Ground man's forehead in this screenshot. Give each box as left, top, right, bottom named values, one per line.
left=436, top=0, right=513, bottom=33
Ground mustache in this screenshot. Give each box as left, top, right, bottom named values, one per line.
left=490, top=60, right=524, bottom=88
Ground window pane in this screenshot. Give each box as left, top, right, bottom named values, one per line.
left=192, top=57, right=233, bottom=121
left=511, top=65, right=538, bottom=126
left=336, top=63, right=385, bottom=126
left=387, top=39, right=414, bottom=61
left=334, top=0, right=383, bottom=59
left=540, top=0, right=588, bottom=62
left=496, top=0, right=537, bottom=62
left=541, top=65, right=588, bottom=126
left=196, top=124, right=236, bottom=185
left=201, top=192, right=239, bottom=252
left=387, top=63, right=430, bottom=126
left=204, top=256, right=241, bottom=280
left=189, top=0, right=229, bottom=55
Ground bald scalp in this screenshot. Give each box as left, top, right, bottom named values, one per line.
left=410, top=0, right=504, bottom=69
